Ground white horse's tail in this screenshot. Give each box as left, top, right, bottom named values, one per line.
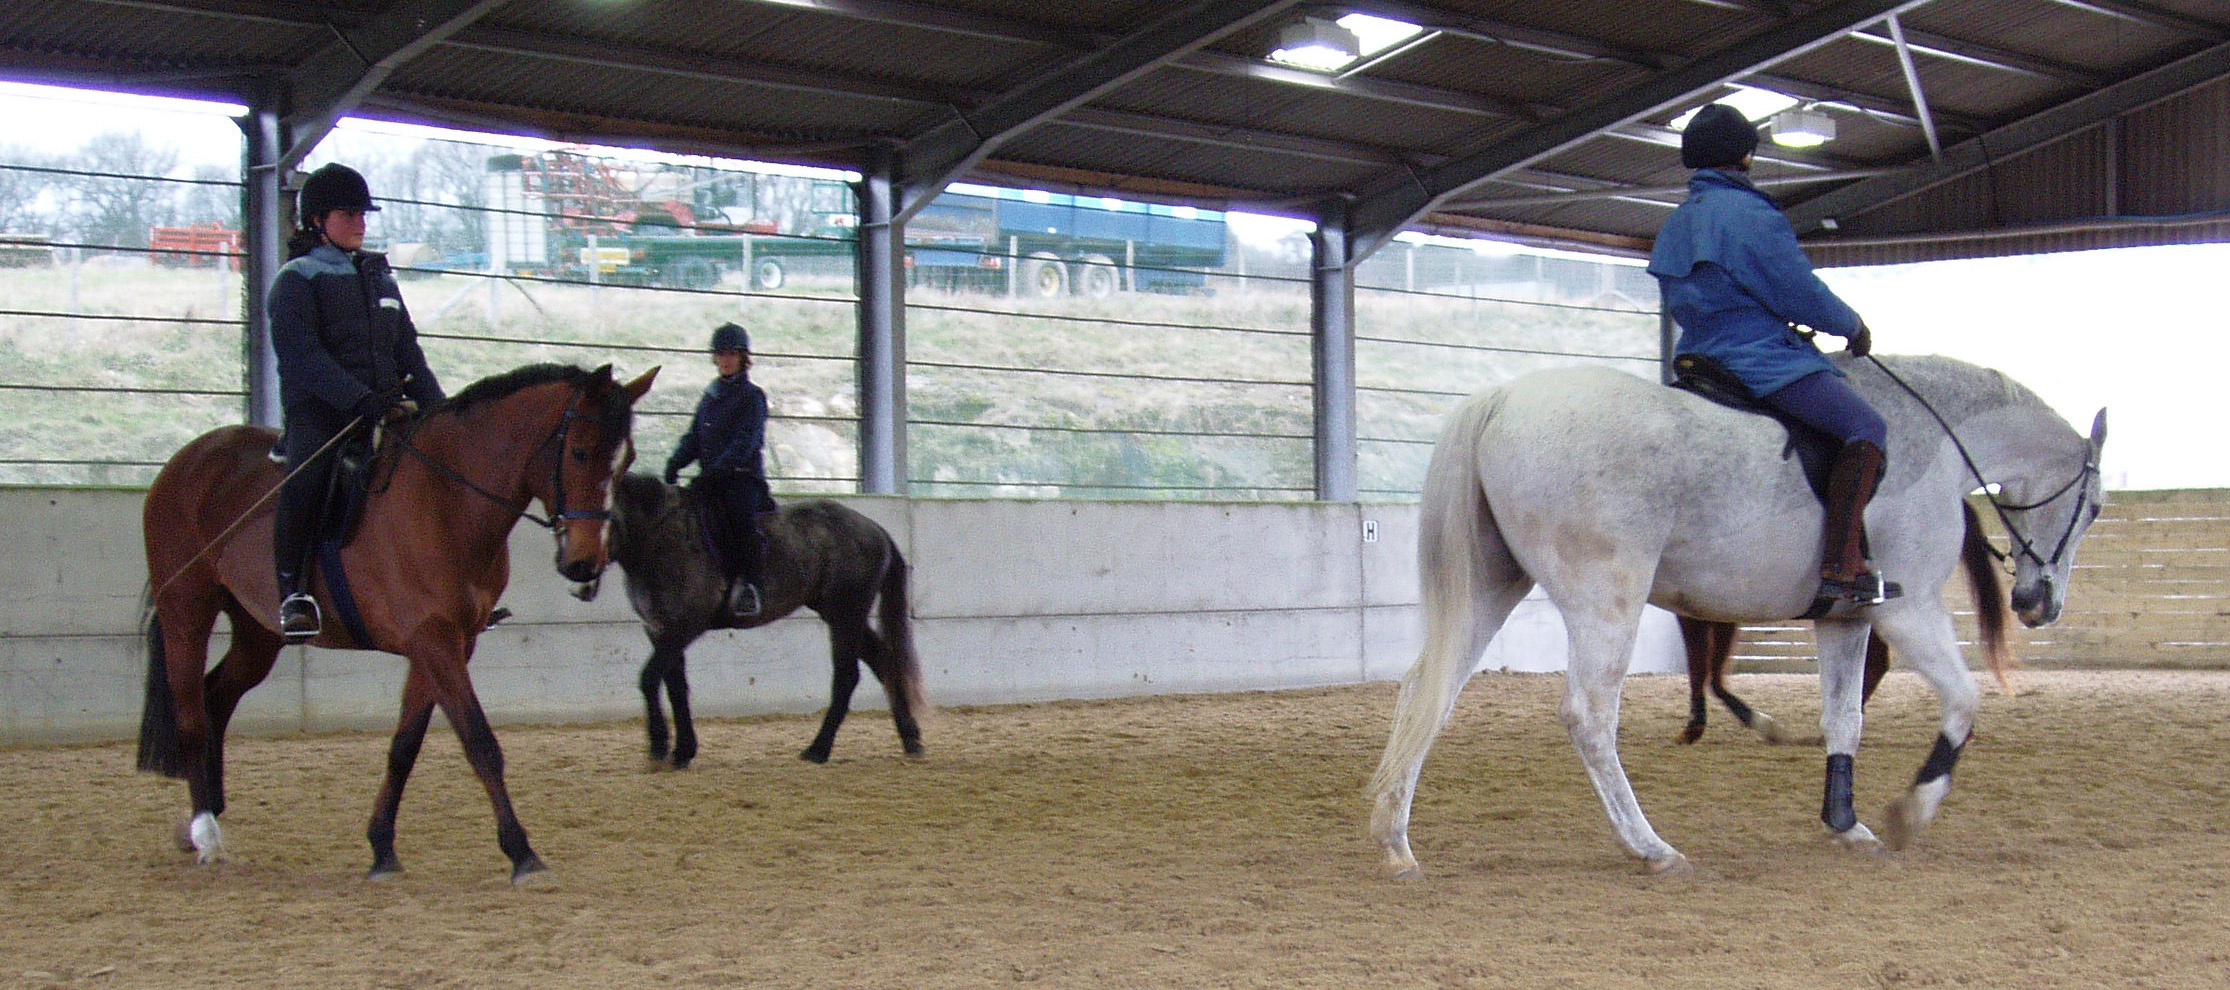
left=1369, top=390, right=1527, bottom=803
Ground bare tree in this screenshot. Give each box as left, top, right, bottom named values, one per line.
left=0, top=146, right=56, bottom=234
left=66, top=131, right=182, bottom=250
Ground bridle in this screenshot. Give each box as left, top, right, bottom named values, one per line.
left=394, top=381, right=619, bottom=532
left=1867, top=355, right=2096, bottom=574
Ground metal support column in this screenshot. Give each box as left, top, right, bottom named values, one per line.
left=854, top=148, right=907, bottom=494
left=1310, top=207, right=1357, bottom=502
left=1659, top=301, right=1679, bottom=384
left=240, top=106, right=288, bottom=428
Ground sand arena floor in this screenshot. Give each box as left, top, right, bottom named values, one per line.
left=3, top=669, right=2227, bottom=989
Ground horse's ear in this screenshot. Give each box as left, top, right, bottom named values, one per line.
left=623, top=366, right=660, bottom=404
left=589, top=363, right=615, bottom=385
left=2089, top=408, right=2108, bottom=448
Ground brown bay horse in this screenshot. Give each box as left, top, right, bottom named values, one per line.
left=583, top=474, right=926, bottom=768
left=1676, top=501, right=2016, bottom=745
left=136, top=363, right=656, bottom=884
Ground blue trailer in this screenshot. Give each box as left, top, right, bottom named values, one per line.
left=904, top=185, right=1228, bottom=297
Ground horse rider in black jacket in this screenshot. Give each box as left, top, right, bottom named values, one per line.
left=665, top=322, right=778, bottom=619
left=268, top=162, right=446, bottom=643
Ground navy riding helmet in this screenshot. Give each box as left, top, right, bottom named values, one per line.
left=1681, top=103, right=1760, bottom=169
left=298, top=163, right=379, bottom=219
left=710, top=322, right=750, bottom=352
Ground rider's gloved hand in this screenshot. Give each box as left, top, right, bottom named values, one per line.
left=351, top=388, right=400, bottom=421
left=1847, top=323, right=1873, bottom=357
left=662, top=464, right=681, bottom=486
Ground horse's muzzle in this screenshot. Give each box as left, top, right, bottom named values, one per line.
left=2011, top=577, right=2059, bottom=628
left=570, top=577, right=602, bottom=602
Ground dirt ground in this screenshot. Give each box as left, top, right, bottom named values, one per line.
left=3, top=669, right=2226, bottom=990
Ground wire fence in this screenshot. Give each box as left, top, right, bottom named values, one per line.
left=0, top=142, right=1661, bottom=500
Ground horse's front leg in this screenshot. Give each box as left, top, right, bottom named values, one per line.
left=367, top=667, right=438, bottom=879
left=1871, top=607, right=1977, bottom=850
left=417, top=647, right=545, bottom=884
left=638, top=633, right=696, bottom=768
left=1813, top=618, right=1879, bottom=852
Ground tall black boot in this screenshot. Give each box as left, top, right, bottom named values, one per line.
left=1814, top=439, right=1902, bottom=608
left=272, top=485, right=322, bottom=643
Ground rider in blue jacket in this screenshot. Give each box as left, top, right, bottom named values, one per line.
left=1648, top=103, right=1898, bottom=610
left=268, top=163, right=446, bottom=642
left=665, top=322, right=777, bottom=619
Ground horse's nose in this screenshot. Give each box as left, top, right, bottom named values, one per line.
left=2011, top=577, right=2057, bottom=627
left=559, top=556, right=602, bottom=584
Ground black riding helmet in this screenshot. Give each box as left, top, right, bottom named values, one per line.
left=710, top=322, right=750, bottom=352
left=298, top=163, right=380, bottom=222
left=1680, top=103, right=1760, bottom=170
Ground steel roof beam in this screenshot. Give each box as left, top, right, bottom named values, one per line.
left=1851, top=23, right=2105, bottom=87
left=2042, top=0, right=2230, bottom=41
left=1345, top=0, right=1932, bottom=260
left=277, top=0, right=507, bottom=169
left=891, top=0, right=1302, bottom=222
left=1784, top=39, right=2230, bottom=232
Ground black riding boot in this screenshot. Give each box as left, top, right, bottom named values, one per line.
left=1814, top=439, right=1902, bottom=608
left=723, top=512, right=766, bottom=620
left=273, top=483, right=322, bottom=643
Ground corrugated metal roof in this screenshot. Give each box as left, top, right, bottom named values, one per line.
left=2, top=0, right=2227, bottom=265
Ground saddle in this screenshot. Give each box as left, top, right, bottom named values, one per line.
left=1668, top=353, right=1838, bottom=504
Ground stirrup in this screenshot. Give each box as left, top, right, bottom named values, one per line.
left=725, top=581, right=763, bottom=619
left=279, top=593, right=322, bottom=644
left=1807, top=572, right=1904, bottom=616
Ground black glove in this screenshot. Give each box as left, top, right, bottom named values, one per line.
left=662, top=464, right=681, bottom=486
left=1847, top=324, right=1873, bottom=357
left=351, top=388, right=400, bottom=421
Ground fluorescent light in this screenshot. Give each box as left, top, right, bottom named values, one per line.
left=1670, top=86, right=1799, bottom=131
left=1768, top=108, right=1837, bottom=148
left=1335, top=13, right=1425, bottom=56
left=1269, top=17, right=1361, bottom=72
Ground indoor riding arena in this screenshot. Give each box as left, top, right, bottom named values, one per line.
left=7, top=2, right=2230, bottom=990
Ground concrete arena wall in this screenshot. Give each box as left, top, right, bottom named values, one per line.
left=0, top=487, right=1685, bottom=746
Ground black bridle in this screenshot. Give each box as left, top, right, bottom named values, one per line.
left=393, top=382, right=618, bottom=531
left=1867, top=355, right=2096, bottom=573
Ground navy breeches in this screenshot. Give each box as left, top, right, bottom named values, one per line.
left=1760, top=370, right=1888, bottom=449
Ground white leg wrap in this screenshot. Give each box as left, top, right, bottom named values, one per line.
left=189, top=811, right=225, bottom=864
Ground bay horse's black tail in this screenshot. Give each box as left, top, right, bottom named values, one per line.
left=136, top=605, right=190, bottom=778
left=878, top=543, right=929, bottom=718
left=1962, top=500, right=2017, bottom=696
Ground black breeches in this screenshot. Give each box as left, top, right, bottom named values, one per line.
left=693, top=475, right=768, bottom=584
left=274, top=409, right=347, bottom=584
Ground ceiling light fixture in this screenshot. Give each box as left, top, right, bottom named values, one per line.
left=1768, top=107, right=1837, bottom=148
left=1269, top=16, right=1362, bottom=72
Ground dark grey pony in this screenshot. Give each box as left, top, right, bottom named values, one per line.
left=584, top=473, right=927, bottom=768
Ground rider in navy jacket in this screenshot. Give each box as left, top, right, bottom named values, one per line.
left=269, top=163, right=446, bottom=642
left=1648, top=104, right=1898, bottom=611
left=665, top=322, right=777, bottom=618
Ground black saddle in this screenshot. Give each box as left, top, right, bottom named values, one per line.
left=1668, top=353, right=1839, bottom=503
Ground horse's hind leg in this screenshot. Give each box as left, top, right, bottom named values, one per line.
left=801, top=615, right=869, bottom=763
left=1868, top=608, right=1977, bottom=851
left=854, top=621, right=925, bottom=758
left=1561, top=601, right=1688, bottom=874
left=150, top=592, right=229, bottom=863
left=1367, top=580, right=1529, bottom=880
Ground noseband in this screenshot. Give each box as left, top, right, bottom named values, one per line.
left=1868, top=355, right=2095, bottom=574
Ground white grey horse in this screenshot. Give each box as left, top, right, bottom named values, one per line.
left=1369, top=353, right=2106, bottom=876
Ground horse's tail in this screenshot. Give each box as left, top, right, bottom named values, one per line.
left=136, top=600, right=190, bottom=778
left=1369, top=390, right=1516, bottom=798
left=877, top=541, right=930, bottom=719
left=1961, top=499, right=2017, bottom=696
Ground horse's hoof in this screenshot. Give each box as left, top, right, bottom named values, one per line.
left=1380, top=862, right=1423, bottom=882
left=366, top=863, right=402, bottom=882
left=172, top=820, right=197, bottom=853
left=1676, top=725, right=1703, bottom=745
left=902, top=741, right=927, bottom=759
left=1882, top=795, right=1924, bottom=851
left=1643, top=852, right=1693, bottom=876
left=799, top=747, right=831, bottom=764
left=1827, top=822, right=1885, bottom=855
left=510, top=856, right=550, bottom=889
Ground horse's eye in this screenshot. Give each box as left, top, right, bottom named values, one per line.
left=571, top=447, right=592, bottom=464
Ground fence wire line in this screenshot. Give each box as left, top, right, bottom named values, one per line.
left=0, top=160, right=238, bottom=187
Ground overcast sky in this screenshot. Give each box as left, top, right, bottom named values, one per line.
left=3, top=81, right=2216, bottom=490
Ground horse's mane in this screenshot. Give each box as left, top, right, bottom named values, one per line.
left=436, top=363, right=635, bottom=438
left=1851, top=353, right=2048, bottom=424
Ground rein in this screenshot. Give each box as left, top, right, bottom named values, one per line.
left=1864, top=354, right=2096, bottom=572
left=394, top=383, right=614, bottom=530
